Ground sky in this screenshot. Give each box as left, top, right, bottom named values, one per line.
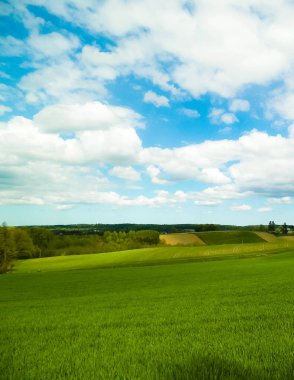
left=0, top=0, right=293, bottom=226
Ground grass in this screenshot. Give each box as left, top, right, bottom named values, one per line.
left=280, top=235, right=294, bottom=241
left=195, top=230, right=265, bottom=245
left=160, top=232, right=205, bottom=246
left=1, top=249, right=294, bottom=379
left=254, top=232, right=279, bottom=242
left=12, top=241, right=294, bottom=273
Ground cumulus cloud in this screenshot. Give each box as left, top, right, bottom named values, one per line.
left=1, top=101, right=294, bottom=208
left=27, top=32, right=80, bottom=58
left=3, top=0, right=294, bottom=109
left=193, top=185, right=253, bottom=207
left=270, top=91, right=294, bottom=120
left=0, top=102, right=143, bottom=168
left=180, top=108, right=200, bottom=118
left=39, top=0, right=294, bottom=98
left=146, top=166, right=170, bottom=185
left=19, top=60, right=107, bottom=104
left=1, top=0, right=294, bottom=217
left=143, top=91, right=170, bottom=108
left=0, top=36, right=26, bottom=56
left=195, top=200, right=222, bottom=206
left=268, top=196, right=292, bottom=204
left=288, top=124, right=294, bottom=138
left=109, top=166, right=141, bottom=182
left=209, top=108, right=238, bottom=125
left=141, top=128, right=294, bottom=200
left=220, top=113, right=238, bottom=125
left=34, top=101, right=143, bottom=132
left=229, top=99, right=250, bottom=112
left=0, top=105, right=12, bottom=115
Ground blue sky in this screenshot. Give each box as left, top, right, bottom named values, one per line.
left=0, top=0, right=293, bottom=226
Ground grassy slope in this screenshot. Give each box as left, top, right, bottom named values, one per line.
left=160, top=233, right=205, bottom=246
left=280, top=235, right=294, bottom=241
left=13, top=241, right=294, bottom=273
left=1, top=252, right=294, bottom=379
left=254, top=231, right=279, bottom=242
left=254, top=233, right=294, bottom=242
left=195, top=230, right=265, bottom=245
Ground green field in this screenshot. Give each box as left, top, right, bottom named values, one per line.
left=195, top=230, right=265, bottom=245
left=1, top=244, right=294, bottom=379
left=13, top=241, right=293, bottom=273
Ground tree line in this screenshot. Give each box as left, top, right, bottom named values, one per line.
left=268, top=221, right=292, bottom=235
left=0, top=226, right=160, bottom=273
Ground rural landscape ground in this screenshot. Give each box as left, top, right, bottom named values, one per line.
left=1, top=231, right=294, bottom=380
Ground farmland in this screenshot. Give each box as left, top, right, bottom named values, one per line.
left=160, top=232, right=205, bottom=246
left=13, top=240, right=293, bottom=273
left=160, top=231, right=267, bottom=246
left=1, top=240, right=294, bottom=379
left=195, top=230, right=265, bottom=245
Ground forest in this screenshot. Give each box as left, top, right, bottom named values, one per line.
left=0, top=226, right=159, bottom=273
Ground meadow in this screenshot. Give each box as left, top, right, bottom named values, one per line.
left=1, top=240, right=294, bottom=379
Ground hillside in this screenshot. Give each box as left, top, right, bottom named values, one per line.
left=160, top=233, right=205, bottom=246
left=195, top=231, right=265, bottom=245
left=14, top=241, right=294, bottom=274
left=254, top=232, right=279, bottom=242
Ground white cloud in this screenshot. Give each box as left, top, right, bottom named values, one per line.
left=142, top=128, right=294, bottom=199
left=0, top=103, right=142, bottom=167
left=19, top=60, right=107, bottom=104
left=141, top=140, right=237, bottom=185
left=1, top=99, right=294, bottom=208
left=146, top=165, right=170, bottom=185
left=0, top=105, right=12, bottom=115
left=34, top=101, right=143, bottom=132
left=27, top=32, right=80, bottom=58
left=193, top=185, right=253, bottom=206
left=231, top=204, right=252, bottom=211
left=180, top=108, right=200, bottom=118
left=268, top=196, right=292, bottom=204
left=270, top=91, right=294, bottom=120
left=288, top=123, right=294, bottom=138
left=197, top=168, right=231, bottom=185
left=209, top=108, right=238, bottom=125
left=4, top=0, right=294, bottom=106
left=143, top=90, right=170, bottom=108
left=0, top=36, right=26, bottom=56
left=109, top=166, right=141, bottom=182
left=229, top=99, right=250, bottom=112
left=195, top=200, right=222, bottom=206
left=208, top=108, right=224, bottom=124
left=220, top=113, right=238, bottom=124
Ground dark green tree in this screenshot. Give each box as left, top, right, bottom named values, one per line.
left=0, top=224, right=16, bottom=273
left=282, top=223, right=288, bottom=235
left=268, top=221, right=276, bottom=233
left=26, top=228, right=53, bottom=257
left=14, top=229, right=37, bottom=259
